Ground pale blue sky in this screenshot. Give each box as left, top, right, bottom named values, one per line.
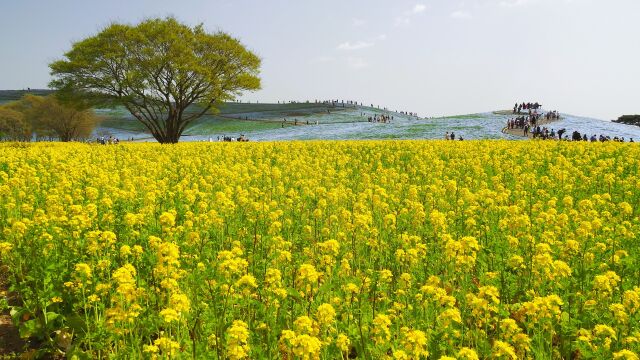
left=1, top=0, right=638, bottom=119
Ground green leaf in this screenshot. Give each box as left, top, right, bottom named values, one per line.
left=66, top=313, right=88, bottom=333
left=19, top=318, right=42, bottom=339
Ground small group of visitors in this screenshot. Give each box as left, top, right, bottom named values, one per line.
left=525, top=128, right=634, bottom=142
left=580, top=133, right=634, bottom=142
left=97, top=136, right=119, bottom=145
left=530, top=126, right=560, bottom=139
left=281, top=118, right=319, bottom=127
left=544, top=111, right=560, bottom=121
left=444, top=132, right=464, bottom=141
left=217, top=135, right=249, bottom=142
left=368, top=114, right=393, bottom=123
left=513, top=102, right=542, bottom=114
left=319, top=99, right=418, bottom=117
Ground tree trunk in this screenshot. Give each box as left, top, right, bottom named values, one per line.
left=151, top=130, right=180, bottom=144
left=141, top=112, right=186, bottom=144
left=161, top=114, right=182, bottom=144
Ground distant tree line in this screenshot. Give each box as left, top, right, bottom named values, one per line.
left=614, top=115, right=640, bottom=127
left=0, top=94, right=100, bottom=142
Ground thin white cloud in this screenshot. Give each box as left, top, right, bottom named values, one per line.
left=377, top=34, right=388, bottom=41
left=451, top=11, right=472, bottom=19
left=337, top=41, right=374, bottom=51
left=347, top=57, right=368, bottom=69
left=413, top=4, right=427, bottom=13
left=395, top=3, right=427, bottom=27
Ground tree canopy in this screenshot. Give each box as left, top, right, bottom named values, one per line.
left=0, top=106, right=31, bottom=141
left=22, top=95, right=100, bottom=141
left=49, top=17, right=261, bottom=143
left=1, top=95, right=99, bottom=142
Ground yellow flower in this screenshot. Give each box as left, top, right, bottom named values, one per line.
left=132, top=245, right=143, bottom=256
left=226, top=320, right=250, bottom=360
left=143, top=344, right=159, bottom=353
left=593, top=271, right=621, bottom=294
left=393, top=350, right=410, bottom=359
left=492, top=340, right=517, bottom=359
left=159, top=308, right=180, bottom=323
left=594, top=324, right=617, bottom=340
left=379, top=269, right=394, bottom=283
left=74, top=263, right=92, bottom=278
left=445, top=235, right=480, bottom=268
left=120, top=245, right=131, bottom=256
left=316, top=303, right=336, bottom=327
left=336, top=334, right=350, bottom=353
left=457, top=347, right=479, bottom=360
left=291, top=334, right=322, bottom=360
left=438, top=308, right=462, bottom=327
left=614, top=350, right=639, bottom=360
left=153, top=337, right=180, bottom=355
left=507, top=255, right=524, bottom=270
left=0, top=241, right=13, bottom=255
left=294, top=316, right=317, bottom=336
left=159, top=211, right=176, bottom=228
left=400, top=327, right=429, bottom=358
left=610, top=303, right=629, bottom=323
left=372, top=313, right=392, bottom=345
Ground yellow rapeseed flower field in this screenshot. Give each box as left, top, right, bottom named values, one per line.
left=1, top=140, right=639, bottom=359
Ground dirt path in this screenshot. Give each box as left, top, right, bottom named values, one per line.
left=0, top=266, right=24, bottom=357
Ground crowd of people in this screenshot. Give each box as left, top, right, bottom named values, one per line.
left=506, top=105, right=560, bottom=131
left=506, top=115, right=542, bottom=130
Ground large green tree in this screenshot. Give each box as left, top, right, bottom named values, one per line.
left=50, top=17, right=261, bottom=143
